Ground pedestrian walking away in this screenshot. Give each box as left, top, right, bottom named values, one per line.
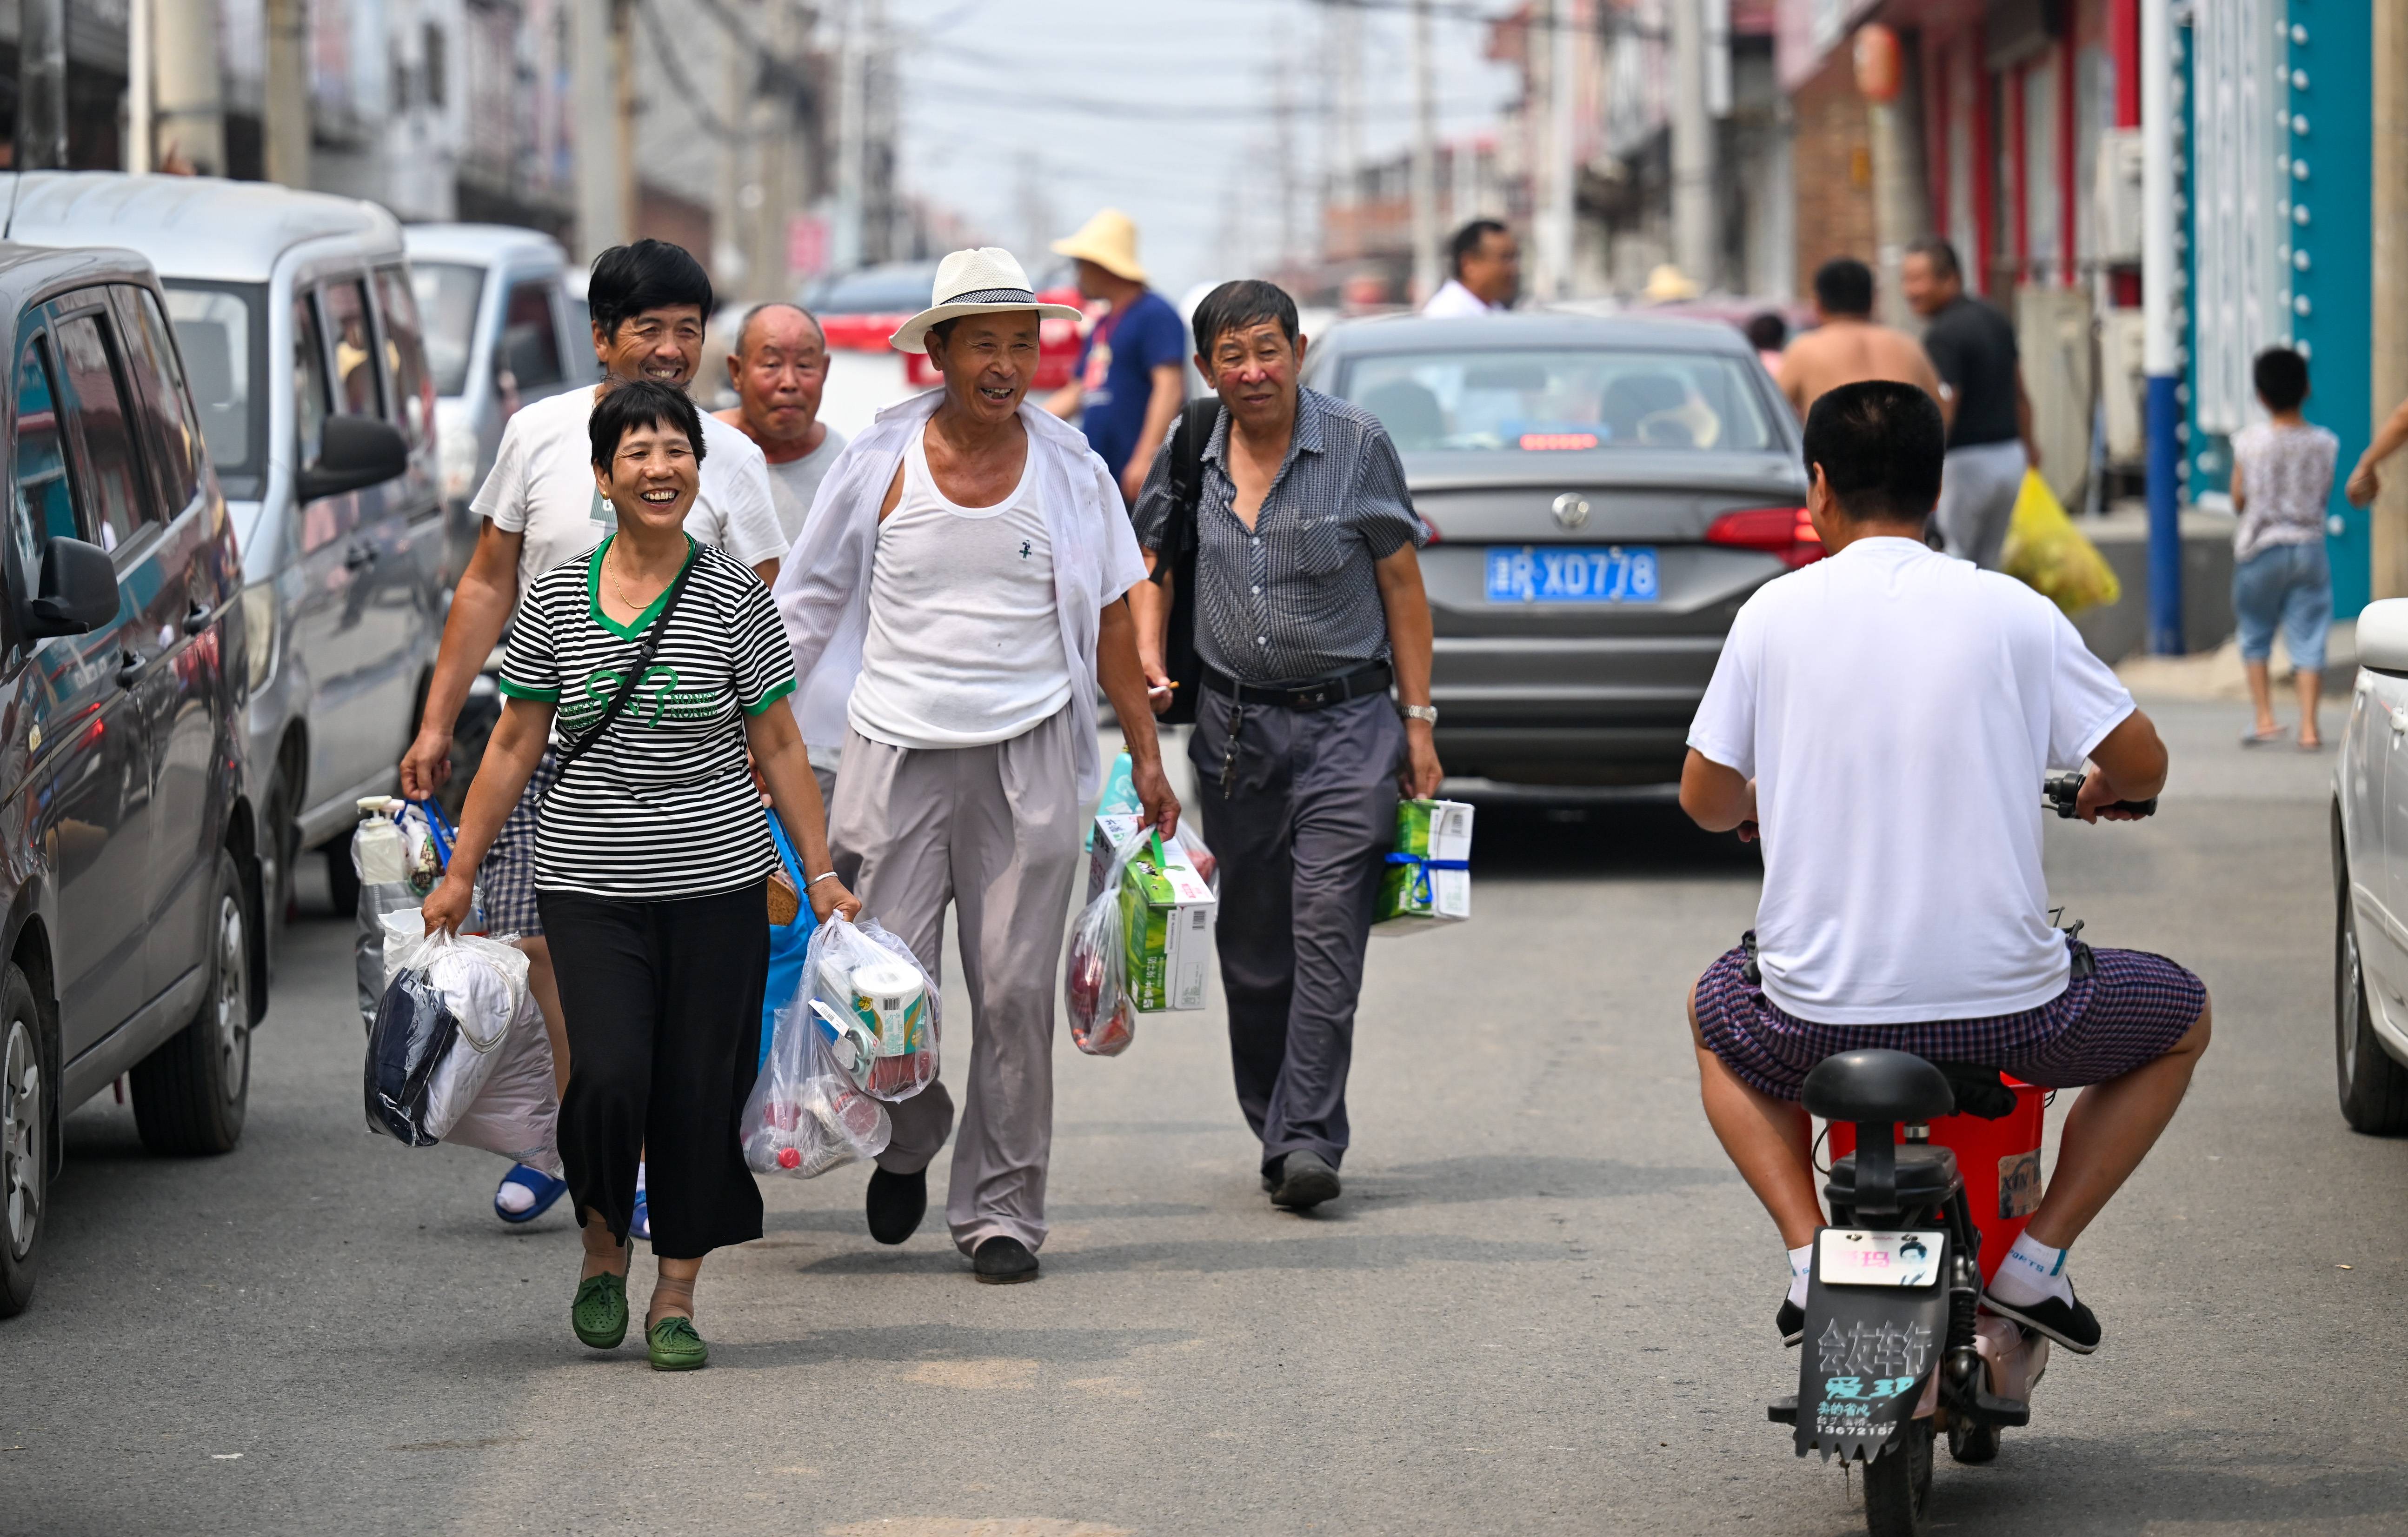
left=1774, top=257, right=1939, bottom=421
left=1678, top=380, right=2208, bottom=1356
left=398, top=239, right=788, bottom=1233
left=420, top=380, right=859, bottom=1371
left=1043, top=209, right=1187, bottom=508
left=1421, top=219, right=1520, bottom=318
left=2228, top=346, right=2337, bottom=751
left=1903, top=237, right=2041, bottom=572
left=777, top=247, right=1178, bottom=1284
left=717, top=299, right=851, bottom=802
left=1127, top=279, right=1442, bottom=1212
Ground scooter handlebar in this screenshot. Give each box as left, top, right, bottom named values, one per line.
left=2043, top=770, right=2157, bottom=820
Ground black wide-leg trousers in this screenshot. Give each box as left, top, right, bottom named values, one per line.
left=539, top=880, right=768, bottom=1261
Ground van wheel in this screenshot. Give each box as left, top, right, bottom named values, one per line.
left=259, top=779, right=297, bottom=968
left=130, top=852, right=251, bottom=1156
left=2336, top=852, right=2408, bottom=1133
left=0, top=967, right=47, bottom=1317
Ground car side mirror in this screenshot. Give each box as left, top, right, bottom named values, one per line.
left=297, top=413, right=410, bottom=503
left=24, top=536, right=119, bottom=638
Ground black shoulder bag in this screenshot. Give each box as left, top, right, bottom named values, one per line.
left=549, top=556, right=699, bottom=779
left=1147, top=397, right=1222, bottom=727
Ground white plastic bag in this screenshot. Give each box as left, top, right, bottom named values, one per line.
left=441, top=991, right=563, bottom=1176
left=801, top=914, right=940, bottom=1103
left=353, top=798, right=472, bottom=1025
left=1065, top=825, right=1146, bottom=1057
left=742, top=988, right=891, bottom=1178
left=370, top=911, right=533, bottom=1144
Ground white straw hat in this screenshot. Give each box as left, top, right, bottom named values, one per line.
left=889, top=247, right=1083, bottom=355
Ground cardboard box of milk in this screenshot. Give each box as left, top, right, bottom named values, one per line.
left=1118, top=837, right=1217, bottom=1011
left=1087, top=812, right=1146, bottom=904
left=1372, top=798, right=1474, bottom=934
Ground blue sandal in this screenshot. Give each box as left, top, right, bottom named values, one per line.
left=495, top=1164, right=569, bottom=1224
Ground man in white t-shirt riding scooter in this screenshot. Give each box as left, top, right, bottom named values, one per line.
left=1680, top=379, right=2212, bottom=1357
left=399, top=240, right=787, bottom=1231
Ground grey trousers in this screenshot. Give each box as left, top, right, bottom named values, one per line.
left=1934, top=439, right=2027, bottom=571
left=828, top=707, right=1080, bottom=1254
left=1190, top=689, right=1403, bottom=1174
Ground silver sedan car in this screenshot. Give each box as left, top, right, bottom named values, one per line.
left=1300, top=312, right=1812, bottom=786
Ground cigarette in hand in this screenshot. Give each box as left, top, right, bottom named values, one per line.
left=1148, top=681, right=1178, bottom=699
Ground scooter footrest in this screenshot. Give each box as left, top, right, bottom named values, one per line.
left=1969, top=1389, right=2029, bottom=1427
left=1767, top=1395, right=1798, bottom=1424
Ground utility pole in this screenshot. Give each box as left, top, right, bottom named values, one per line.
left=832, top=0, right=865, bottom=273
left=2141, top=0, right=2183, bottom=652
left=1274, top=53, right=1297, bottom=276
left=154, top=0, right=226, bottom=175
left=2374, top=0, right=2408, bottom=599
left=715, top=23, right=750, bottom=299
left=127, top=0, right=153, bottom=173
left=1409, top=0, right=1439, bottom=304
left=15, top=0, right=67, bottom=172
left=263, top=0, right=309, bottom=187
left=1670, top=0, right=1716, bottom=287
left=1543, top=0, right=1577, bottom=299
left=572, top=0, right=630, bottom=262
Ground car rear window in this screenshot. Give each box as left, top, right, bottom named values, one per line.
left=411, top=260, right=484, bottom=397
left=160, top=281, right=262, bottom=499
left=1337, top=348, right=1779, bottom=454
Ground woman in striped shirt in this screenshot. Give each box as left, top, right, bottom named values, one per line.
left=424, top=380, right=859, bottom=1371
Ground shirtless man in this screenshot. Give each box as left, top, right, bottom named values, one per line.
left=1778, top=257, right=1940, bottom=419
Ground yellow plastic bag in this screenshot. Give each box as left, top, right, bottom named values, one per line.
left=2000, top=470, right=2121, bottom=615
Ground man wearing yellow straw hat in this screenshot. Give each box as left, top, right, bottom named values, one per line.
left=1044, top=208, right=1190, bottom=506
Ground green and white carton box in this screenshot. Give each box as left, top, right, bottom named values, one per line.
left=1118, top=835, right=1217, bottom=1011
left=1087, top=812, right=1146, bottom=904
left=1372, top=798, right=1474, bottom=934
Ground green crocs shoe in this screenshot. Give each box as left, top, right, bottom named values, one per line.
left=647, top=1314, right=708, bottom=1371
left=571, top=1270, right=629, bottom=1350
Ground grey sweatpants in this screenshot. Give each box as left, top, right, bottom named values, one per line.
left=1933, top=439, right=2027, bottom=571
left=1190, top=689, right=1403, bottom=1174
left=827, top=707, right=1080, bottom=1255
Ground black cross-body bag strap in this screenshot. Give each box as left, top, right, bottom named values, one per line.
left=549, top=554, right=698, bottom=778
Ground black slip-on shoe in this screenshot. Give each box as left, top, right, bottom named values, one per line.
left=1981, top=1286, right=2102, bottom=1354
left=1270, top=1151, right=1342, bottom=1211
left=865, top=1165, right=926, bottom=1245
left=972, top=1235, right=1040, bottom=1284
left=1778, top=1297, right=1804, bottom=1348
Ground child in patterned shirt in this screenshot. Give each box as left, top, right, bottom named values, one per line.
left=2230, top=346, right=2338, bottom=750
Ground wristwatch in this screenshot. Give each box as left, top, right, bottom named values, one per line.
left=1399, top=704, right=1439, bottom=725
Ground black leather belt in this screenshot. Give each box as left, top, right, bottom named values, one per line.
left=1199, top=661, right=1392, bottom=711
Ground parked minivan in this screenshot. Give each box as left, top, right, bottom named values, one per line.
left=399, top=223, right=582, bottom=585
left=2, top=173, right=443, bottom=941
left=0, top=242, right=267, bottom=1317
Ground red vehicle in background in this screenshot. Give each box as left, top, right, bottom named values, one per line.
left=800, top=259, right=1092, bottom=436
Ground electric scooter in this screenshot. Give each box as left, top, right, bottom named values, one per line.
left=1763, top=772, right=2154, bottom=1536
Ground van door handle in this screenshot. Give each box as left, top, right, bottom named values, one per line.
left=116, top=647, right=144, bottom=690
left=184, top=600, right=213, bottom=635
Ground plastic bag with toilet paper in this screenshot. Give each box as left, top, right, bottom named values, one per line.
left=798, top=913, right=941, bottom=1103
left=365, top=913, right=531, bottom=1146
left=740, top=985, right=892, bottom=1180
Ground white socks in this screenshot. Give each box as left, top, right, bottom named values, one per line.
left=1987, top=1232, right=2072, bottom=1306
left=495, top=1166, right=538, bottom=1215
left=1786, top=1243, right=1814, bottom=1307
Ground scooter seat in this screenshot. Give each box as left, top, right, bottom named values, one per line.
left=1824, top=1144, right=1961, bottom=1212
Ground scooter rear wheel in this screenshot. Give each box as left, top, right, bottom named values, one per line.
left=1946, top=1418, right=2000, bottom=1464
left=1863, top=1417, right=1934, bottom=1537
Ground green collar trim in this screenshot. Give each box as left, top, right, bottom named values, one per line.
left=588, top=533, right=697, bottom=640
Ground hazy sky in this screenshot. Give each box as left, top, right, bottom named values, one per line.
left=885, top=0, right=1521, bottom=297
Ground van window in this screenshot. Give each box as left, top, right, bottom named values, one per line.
left=411, top=261, right=482, bottom=397
left=373, top=266, right=435, bottom=450
left=321, top=279, right=384, bottom=418
left=11, top=337, right=79, bottom=592
left=112, top=286, right=204, bottom=513
left=51, top=311, right=155, bottom=555
left=161, top=283, right=258, bottom=498
left=293, top=294, right=330, bottom=469
left=499, top=281, right=564, bottom=390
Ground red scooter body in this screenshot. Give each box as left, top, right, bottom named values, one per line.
left=1828, top=1079, right=2045, bottom=1286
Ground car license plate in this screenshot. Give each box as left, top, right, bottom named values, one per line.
left=1485, top=545, right=1659, bottom=604
left=1817, top=1229, right=1945, bottom=1288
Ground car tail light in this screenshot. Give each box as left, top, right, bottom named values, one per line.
left=1417, top=510, right=1441, bottom=545
left=1706, top=506, right=1823, bottom=569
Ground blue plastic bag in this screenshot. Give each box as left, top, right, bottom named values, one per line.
left=760, top=813, right=819, bottom=1070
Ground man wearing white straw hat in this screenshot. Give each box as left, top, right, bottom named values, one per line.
left=774, top=248, right=1180, bottom=1284
left=1043, top=208, right=1189, bottom=506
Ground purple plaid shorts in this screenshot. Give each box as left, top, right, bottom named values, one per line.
left=480, top=751, right=557, bottom=937
left=1692, top=938, right=2205, bottom=1102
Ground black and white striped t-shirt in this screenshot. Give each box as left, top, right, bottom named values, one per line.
left=498, top=536, right=796, bottom=900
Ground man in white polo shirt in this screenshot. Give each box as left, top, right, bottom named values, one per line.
left=398, top=240, right=786, bottom=1231
left=1680, top=380, right=2210, bottom=1358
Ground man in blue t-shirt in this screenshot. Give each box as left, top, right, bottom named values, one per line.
left=1044, top=208, right=1190, bottom=505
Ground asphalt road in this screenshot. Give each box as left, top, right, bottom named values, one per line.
left=6, top=699, right=2404, bottom=1536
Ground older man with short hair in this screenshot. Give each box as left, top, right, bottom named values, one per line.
left=716, top=301, right=850, bottom=548
left=776, top=248, right=1178, bottom=1284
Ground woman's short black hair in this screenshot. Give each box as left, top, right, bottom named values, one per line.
left=1802, top=380, right=1945, bottom=523
left=1191, top=279, right=1299, bottom=359
left=2254, top=346, right=2310, bottom=412
left=590, top=378, right=707, bottom=472
left=588, top=240, right=714, bottom=339
left=1744, top=311, right=1788, bottom=352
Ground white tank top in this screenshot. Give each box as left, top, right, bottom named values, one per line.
left=848, top=423, right=1071, bottom=750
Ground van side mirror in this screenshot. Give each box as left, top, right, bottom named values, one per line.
left=296, top=413, right=410, bottom=503
left=24, top=536, right=119, bottom=638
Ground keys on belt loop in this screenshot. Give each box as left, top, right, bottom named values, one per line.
left=1219, top=700, right=1245, bottom=798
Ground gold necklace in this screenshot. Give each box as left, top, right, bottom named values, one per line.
left=607, top=542, right=661, bottom=612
